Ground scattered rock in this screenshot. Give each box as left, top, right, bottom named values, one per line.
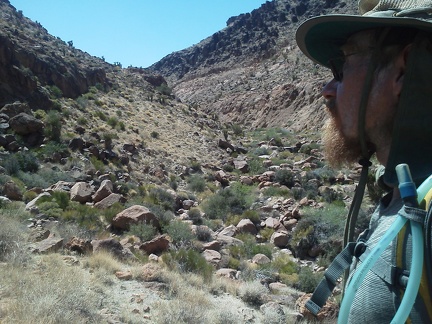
left=139, top=235, right=170, bottom=255
left=112, top=205, right=159, bottom=230
left=70, top=182, right=93, bottom=203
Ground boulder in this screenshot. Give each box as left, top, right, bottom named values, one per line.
left=70, top=182, right=93, bottom=203
left=236, top=218, right=257, bottom=235
left=91, top=238, right=136, bottom=260
left=270, top=232, right=289, bottom=248
left=64, top=236, right=93, bottom=254
left=252, top=253, right=271, bottom=265
left=94, top=193, right=124, bottom=209
left=215, top=268, right=238, bottom=279
left=31, top=235, right=64, bottom=254
left=2, top=180, right=22, bottom=200
left=202, top=249, right=221, bottom=267
left=216, top=234, right=244, bottom=247
left=115, top=271, right=132, bottom=280
left=139, top=235, right=170, bottom=255
left=25, top=192, right=51, bottom=210
left=92, top=179, right=114, bottom=203
left=112, top=205, right=159, bottom=230
left=202, top=240, right=221, bottom=251
left=9, top=112, right=43, bottom=135
left=0, top=102, right=31, bottom=118
left=233, top=160, right=249, bottom=173
left=219, top=224, right=237, bottom=237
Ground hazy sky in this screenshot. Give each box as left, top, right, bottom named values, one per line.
left=9, top=0, right=267, bottom=68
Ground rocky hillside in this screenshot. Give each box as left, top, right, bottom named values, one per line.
left=149, top=0, right=357, bottom=131
left=0, top=0, right=379, bottom=322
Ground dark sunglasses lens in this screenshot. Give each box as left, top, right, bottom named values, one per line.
left=329, top=57, right=344, bottom=81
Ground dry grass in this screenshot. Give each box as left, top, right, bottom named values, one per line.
left=0, top=254, right=100, bottom=324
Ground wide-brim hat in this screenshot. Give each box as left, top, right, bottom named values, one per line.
left=296, top=0, right=432, bottom=69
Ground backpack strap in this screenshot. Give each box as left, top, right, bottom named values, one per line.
left=305, top=242, right=356, bottom=315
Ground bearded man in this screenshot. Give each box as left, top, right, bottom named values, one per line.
left=296, top=0, right=432, bottom=322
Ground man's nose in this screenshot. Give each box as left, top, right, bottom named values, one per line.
left=321, top=79, right=337, bottom=99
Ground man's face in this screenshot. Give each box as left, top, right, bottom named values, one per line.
left=321, top=30, right=399, bottom=168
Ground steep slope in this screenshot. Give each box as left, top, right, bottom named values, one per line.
left=149, top=0, right=357, bottom=131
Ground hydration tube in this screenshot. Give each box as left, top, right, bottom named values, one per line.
left=338, top=164, right=425, bottom=324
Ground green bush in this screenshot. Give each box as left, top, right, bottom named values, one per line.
left=44, top=110, right=62, bottom=142
left=2, top=151, right=39, bottom=175
left=298, top=266, right=321, bottom=293
left=231, top=233, right=272, bottom=260
left=60, top=202, right=102, bottom=229
left=291, top=204, right=347, bottom=260
left=107, top=116, right=118, bottom=128
left=187, top=175, right=206, bottom=192
left=128, top=222, right=157, bottom=242
left=146, top=187, right=176, bottom=211
left=188, top=207, right=202, bottom=225
left=48, top=85, right=63, bottom=99
left=150, top=131, right=159, bottom=139
left=202, top=182, right=254, bottom=220
left=162, top=248, right=213, bottom=282
left=262, top=186, right=291, bottom=198
left=247, top=157, right=266, bottom=175
left=163, top=220, right=195, bottom=247
left=274, top=169, right=296, bottom=188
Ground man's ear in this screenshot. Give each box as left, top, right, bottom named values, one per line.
left=394, top=44, right=412, bottom=96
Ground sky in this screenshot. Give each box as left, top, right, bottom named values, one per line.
left=9, top=0, right=267, bottom=68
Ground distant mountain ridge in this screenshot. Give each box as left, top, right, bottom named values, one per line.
left=149, top=0, right=357, bottom=131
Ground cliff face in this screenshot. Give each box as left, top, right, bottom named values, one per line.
left=149, top=0, right=357, bottom=132
left=0, top=0, right=110, bottom=109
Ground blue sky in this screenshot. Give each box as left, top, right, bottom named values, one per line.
left=9, top=1, right=267, bottom=68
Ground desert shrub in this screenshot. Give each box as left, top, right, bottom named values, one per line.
left=37, top=201, right=63, bottom=218
left=270, top=253, right=299, bottom=275
left=262, top=186, right=291, bottom=198
left=162, top=248, right=213, bottom=282
left=222, top=163, right=234, bottom=172
left=252, top=146, right=270, bottom=156
left=247, top=157, right=266, bottom=175
left=227, top=257, right=241, bottom=270
left=128, top=221, right=157, bottom=242
left=188, top=207, right=202, bottom=225
left=230, top=233, right=272, bottom=260
left=297, top=266, right=322, bottom=293
left=163, top=220, right=195, bottom=247
left=202, top=182, right=254, bottom=220
left=156, top=83, right=172, bottom=96
left=260, top=227, right=275, bottom=241
left=60, top=201, right=102, bottom=229
left=274, top=168, right=296, bottom=188
left=195, top=225, right=212, bottom=242
left=241, top=209, right=260, bottom=223
left=44, top=110, right=62, bottom=142
left=151, top=131, right=159, bottom=139
left=299, top=142, right=320, bottom=155
left=231, top=123, right=243, bottom=136
left=38, top=141, right=69, bottom=159
left=48, top=85, right=63, bottom=98
left=95, top=110, right=107, bottom=121
left=238, top=281, right=267, bottom=306
left=146, top=187, right=176, bottom=211
left=102, top=202, right=125, bottom=224
left=76, top=96, right=89, bottom=110
left=107, top=116, right=118, bottom=128
left=187, top=174, right=206, bottom=192
left=291, top=204, right=347, bottom=260
left=2, top=151, right=39, bottom=175
left=190, top=160, right=201, bottom=172
left=290, top=187, right=305, bottom=200
left=0, top=209, right=28, bottom=262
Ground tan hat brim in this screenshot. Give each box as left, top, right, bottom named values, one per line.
left=296, top=14, right=432, bottom=68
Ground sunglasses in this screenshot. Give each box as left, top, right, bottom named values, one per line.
left=328, top=56, right=345, bottom=82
